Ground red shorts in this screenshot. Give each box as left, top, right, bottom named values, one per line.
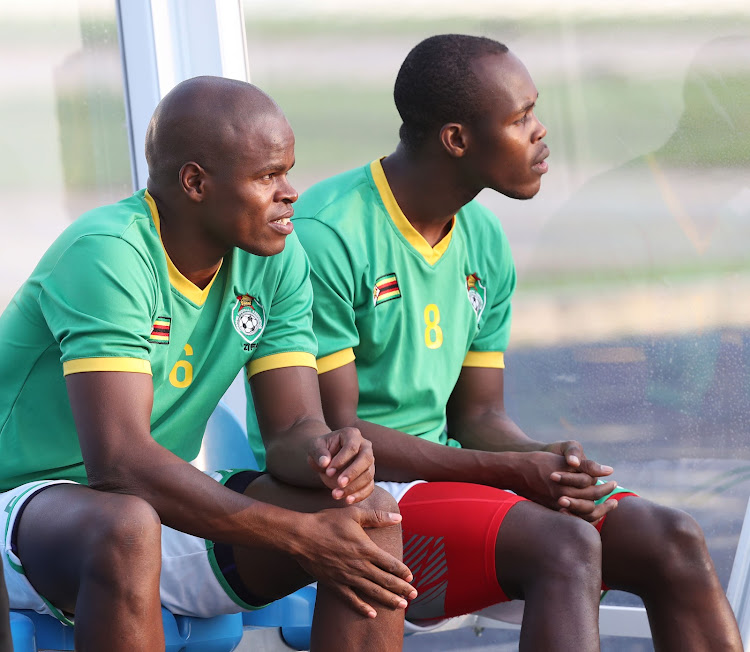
left=399, top=482, right=526, bottom=621
left=399, top=482, right=638, bottom=620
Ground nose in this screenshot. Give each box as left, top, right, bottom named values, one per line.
left=533, top=114, right=547, bottom=142
left=277, top=175, right=299, bottom=204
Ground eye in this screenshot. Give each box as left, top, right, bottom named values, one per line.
left=515, top=113, right=529, bottom=125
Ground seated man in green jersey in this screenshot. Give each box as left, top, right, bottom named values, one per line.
left=0, top=76, right=416, bottom=652
left=286, top=35, right=742, bottom=650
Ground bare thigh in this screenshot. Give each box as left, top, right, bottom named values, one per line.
left=15, top=484, right=161, bottom=613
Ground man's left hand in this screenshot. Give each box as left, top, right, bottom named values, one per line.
left=306, top=427, right=375, bottom=504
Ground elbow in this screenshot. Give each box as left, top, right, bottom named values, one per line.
left=85, top=459, right=141, bottom=495
left=263, top=439, right=296, bottom=478
left=87, top=475, right=130, bottom=494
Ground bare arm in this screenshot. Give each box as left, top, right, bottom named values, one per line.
left=318, top=362, right=617, bottom=520
left=66, top=369, right=414, bottom=614
left=68, top=370, right=283, bottom=545
left=448, top=365, right=602, bottom=462
left=0, top=565, right=9, bottom=652
left=318, top=362, right=512, bottom=484
left=253, top=365, right=374, bottom=503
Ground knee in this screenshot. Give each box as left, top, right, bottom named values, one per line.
left=358, top=486, right=400, bottom=515
left=357, top=487, right=402, bottom=555
left=83, top=494, right=161, bottom=577
left=648, top=506, right=709, bottom=577
left=507, top=512, right=602, bottom=595
left=546, top=516, right=602, bottom=579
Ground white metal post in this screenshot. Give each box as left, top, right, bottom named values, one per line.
left=115, top=0, right=249, bottom=191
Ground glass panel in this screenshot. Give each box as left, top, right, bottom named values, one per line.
left=510, top=21, right=750, bottom=611
left=0, top=2, right=131, bottom=312
left=243, top=3, right=749, bottom=646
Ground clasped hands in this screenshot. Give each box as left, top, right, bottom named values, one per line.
left=542, top=439, right=618, bottom=523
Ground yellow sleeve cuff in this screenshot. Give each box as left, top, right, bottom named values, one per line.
left=462, top=351, right=505, bottom=369
left=316, top=348, right=355, bottom=375
left=247, top=351, right=318, bottom=378
left=62, top=357, right=153, bottom=376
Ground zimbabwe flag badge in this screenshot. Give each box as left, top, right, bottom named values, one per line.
left=148, top=317, right=171, bottom=344
left=373, top=273, right=401, bottom=307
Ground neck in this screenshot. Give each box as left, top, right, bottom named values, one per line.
left=381, top=144, right=478, bottom=247
left=150, top=192, right=225, bottom=289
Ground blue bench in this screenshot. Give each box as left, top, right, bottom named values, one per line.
left=10, top=607, right=244, bottom=652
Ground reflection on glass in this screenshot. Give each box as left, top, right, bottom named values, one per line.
left=523, top=31, right=750, bottom=605
left=243, top=2, right=750, bottom=621
left=0, top=2, right=131, bottom=311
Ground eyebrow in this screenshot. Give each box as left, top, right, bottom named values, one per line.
left=514, top=94, right=539, bottom=116
left=256, top=159, right=295, bottom=175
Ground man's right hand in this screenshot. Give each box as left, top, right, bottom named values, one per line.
left=293, top=506, right=417, bottom=618
left=506, top=450, right=619, bottom=522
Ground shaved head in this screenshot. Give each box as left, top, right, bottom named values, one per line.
left=145, top=76, right=283, bottom=188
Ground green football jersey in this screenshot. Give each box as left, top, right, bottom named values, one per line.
left=0, top=190, right=316, bottom=491
left=291, top=158, right=515, bottom=448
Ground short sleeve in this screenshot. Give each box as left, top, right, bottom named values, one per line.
left=247, top=233, right=318, bottom=377
left=38, top=235, right=157, bottom=374
left=467, top=227, right=516, bottom=356
left=294, top=218, right=360, bottom=365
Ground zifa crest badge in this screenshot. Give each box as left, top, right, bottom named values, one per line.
left=466, top=273, right=486, bottom=323
left=231, top=294, right=265, bottom=344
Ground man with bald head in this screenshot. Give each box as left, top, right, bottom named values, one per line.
left=0, top=76, right=415, bottom=651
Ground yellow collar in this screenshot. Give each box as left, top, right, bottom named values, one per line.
left=370, top=158, right=454, bottom=265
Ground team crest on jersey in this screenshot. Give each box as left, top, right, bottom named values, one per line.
left=231, top=294, right=265, bottom=344
left=373, top=273, right=401, bottom=306
left=466, top=273, right=486, bottom=322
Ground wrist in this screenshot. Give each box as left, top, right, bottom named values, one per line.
left=475, top=450, right=524, bottom=488
left=277, top=511, right=314, bottom=558
left=237, top=500, right=312, bottom=556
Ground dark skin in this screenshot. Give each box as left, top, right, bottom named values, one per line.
left=15, top=77, right=415, bottom=652
left=0, top=570, right=10, bottom=652
left=318, top=51, right=742, bottom=650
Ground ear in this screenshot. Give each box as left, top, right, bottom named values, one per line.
left=179, top=161, right=207, bottom=202
left=439, top=123, right=469, bottom=158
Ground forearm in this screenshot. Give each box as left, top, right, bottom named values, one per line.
left=88, top=441, right=307, bottom=552
left=353, top=417, right=526, bottom=487
left=263, top=416, right=331, bottom=488
left=450, top=409, right=547, bottom=453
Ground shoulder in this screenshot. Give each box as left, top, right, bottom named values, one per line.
left=55, top=193, right=154, bottom=262
left=456, top=199, right=511, bottom=253
left=34, top=193, right=156, bottom=280
left=295, top=163, right=377, bottom=227
left=294, top=164, right=379, bottom=260
left=67, top=191, right=153, bottom=242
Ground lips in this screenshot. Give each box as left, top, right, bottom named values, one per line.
left=271, top=211, right=294, bottom=226
left=533, top=146, right=550, bottom=167
left=269, top=211, right=294, bottom=236
left=532, top=147, right=550, bottom=174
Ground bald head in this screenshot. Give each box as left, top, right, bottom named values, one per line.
left=145, top=76, right=283, bottom=189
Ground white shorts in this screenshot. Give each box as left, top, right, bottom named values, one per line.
left=1, top=471, right=265, bottom=625
left=375, top=480, right=426, bottom=503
